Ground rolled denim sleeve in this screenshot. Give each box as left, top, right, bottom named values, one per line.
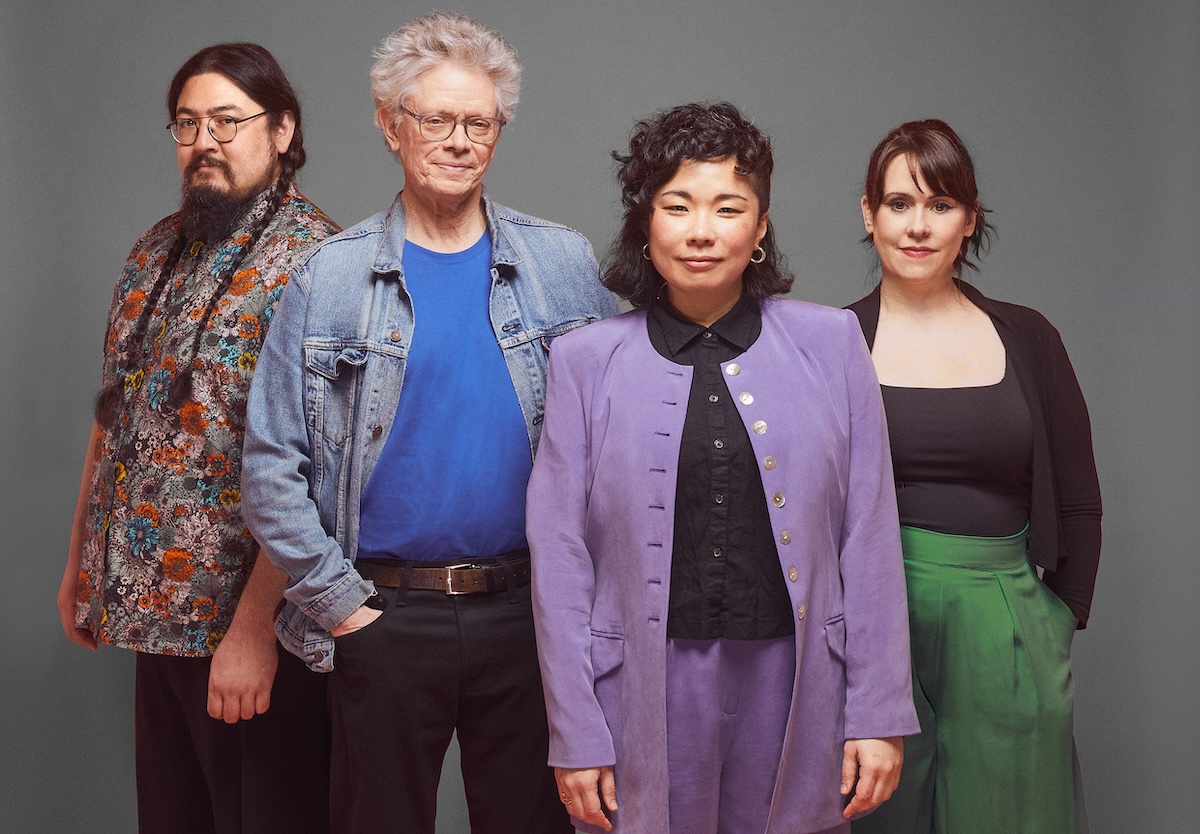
left=242, top=265, right=373, bottom=632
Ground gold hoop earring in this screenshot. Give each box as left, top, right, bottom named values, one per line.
left=641, top=244, right=652, bottom=260
left=750, top=247, right=766, bottom=264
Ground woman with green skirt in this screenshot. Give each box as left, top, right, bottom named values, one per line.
left=847, top=119, right=1102, bottom=834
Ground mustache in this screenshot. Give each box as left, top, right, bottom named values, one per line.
left=185, top=153, right=232, bottom=181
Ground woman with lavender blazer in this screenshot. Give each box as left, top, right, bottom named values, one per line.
left=527, top=103, right=919, bottom=834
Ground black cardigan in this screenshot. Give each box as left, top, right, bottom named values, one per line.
left=848, top=282, right=1102, bottom=627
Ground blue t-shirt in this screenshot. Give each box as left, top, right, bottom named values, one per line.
left=356, top=232, right=532, bottom=561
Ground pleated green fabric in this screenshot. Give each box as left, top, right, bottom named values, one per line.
left=854, top=526, right=1078, bottom=834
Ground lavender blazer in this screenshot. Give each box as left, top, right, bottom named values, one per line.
left=528, top=298, right=920, bottom=834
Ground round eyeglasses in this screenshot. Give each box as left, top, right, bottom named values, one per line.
left=398, top=105, right=505, bottom=145
left=167, top=112, right=269, bottom=146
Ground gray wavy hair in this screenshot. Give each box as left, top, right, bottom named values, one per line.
left=370, top=12, right=522, bottom=127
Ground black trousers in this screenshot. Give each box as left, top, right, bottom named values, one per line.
left=134, top=644, right=331, bottom=834
left=327, top=583, right=570, bottom=834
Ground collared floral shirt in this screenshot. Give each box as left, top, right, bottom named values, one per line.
left=74, top=183, right=339, bottom=655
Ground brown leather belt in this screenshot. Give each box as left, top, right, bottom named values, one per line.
left=357, top=550, right=530, bottom=595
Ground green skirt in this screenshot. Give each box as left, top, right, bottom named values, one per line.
left=853, top=526, right=1080, bottom=834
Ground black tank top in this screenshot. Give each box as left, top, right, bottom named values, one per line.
left=881, top=367, right=1033, bottom=537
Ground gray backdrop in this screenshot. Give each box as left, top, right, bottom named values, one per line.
left=3, top=0, right=1196, bottom=831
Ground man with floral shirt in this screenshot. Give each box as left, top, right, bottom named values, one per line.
left=57, top=43, right=339, bottom=834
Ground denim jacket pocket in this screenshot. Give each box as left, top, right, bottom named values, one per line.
left=303, top=342, right=368, bottom=446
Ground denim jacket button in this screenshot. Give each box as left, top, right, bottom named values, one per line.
left=389, top=329, right=402, bottom=342
left=371, top=425, right=383, bottom=439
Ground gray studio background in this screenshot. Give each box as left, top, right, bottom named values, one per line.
left=2, top=0, right=1196, bottom=831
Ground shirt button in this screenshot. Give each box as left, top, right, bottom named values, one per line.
left=714, top=439, right=725, bottom=449
left=371, top=425, right=383, bottom=439
left=753, top=420, right=767, bottom=435
left=772, top=492, right=786, bottom=508
left=703, top=331, right=713, bottom=339
left=725, top=363, right=741, bottom=376
left=739, top=392, right=754, bottom=405
left=712, top=547, right=723, bottom=558
left=763, top=456, right=776, bottom=470
left=797, top=604, right=806, bottom=620
left=788, top=566, right=798, bottom=581
left=389, top=329, right=402, bottom=342
left=709, top=394, right=720, bottom=403
left=714, top=493, right=725, bottom=504
left=780, top=530, right=792, bottom=545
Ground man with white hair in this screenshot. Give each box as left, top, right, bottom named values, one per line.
left=242, top=12, right=618, bottom=833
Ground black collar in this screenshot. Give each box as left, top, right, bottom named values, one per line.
left=649, top=293, right=761, bottom=358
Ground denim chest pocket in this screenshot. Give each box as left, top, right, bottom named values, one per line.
left=303, top=343, right=368, bottom=446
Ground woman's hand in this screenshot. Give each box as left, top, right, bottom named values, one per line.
left=554, top=765, right=618, bottom=832
left=840, top=736, right=903, bottom=818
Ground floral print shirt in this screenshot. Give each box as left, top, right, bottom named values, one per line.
left=75, top=183, right=339, bottom=655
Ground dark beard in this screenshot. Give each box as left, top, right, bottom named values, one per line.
left=179, top=184, right=261, bottom=243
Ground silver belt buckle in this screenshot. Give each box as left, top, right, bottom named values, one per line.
left=444, top=562, right=475, bottom=595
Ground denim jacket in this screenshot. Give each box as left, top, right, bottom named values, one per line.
left=242, top=190, right=619, bottom=671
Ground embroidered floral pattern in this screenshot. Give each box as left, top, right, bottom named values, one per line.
left=76, top=184, right=338, bottom=655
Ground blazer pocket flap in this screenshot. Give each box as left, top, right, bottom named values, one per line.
left=824, top=614, right=847, bottom=663
left=590, top=631, right=625, bottom=680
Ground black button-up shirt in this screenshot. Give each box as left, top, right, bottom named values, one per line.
left=647, top=296, right=794, bottom=640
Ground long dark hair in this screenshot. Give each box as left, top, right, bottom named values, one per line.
left=862, top=119, right=995, bottom=276
left=604, top=101, right=792, bottom=308
left=96, top=44, right=303, bottom=429
left=167, top=42, right=306, bottom=185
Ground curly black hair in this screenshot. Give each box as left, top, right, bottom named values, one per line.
left=603, top=101, right=792, bottom=307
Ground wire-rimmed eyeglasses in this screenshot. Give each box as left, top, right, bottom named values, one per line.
left=167, top=112, right=269, bottom=146
left=398, top=105, right=505, bottom=145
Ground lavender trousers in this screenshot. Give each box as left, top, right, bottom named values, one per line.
left=665, top=635, right=847, bottom=834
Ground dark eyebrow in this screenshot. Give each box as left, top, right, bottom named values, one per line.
left=174, top=104, right=242, bottom=118
left=658, top=189, right=750, bottom=202
left=883, top=190, right=953, bottom=202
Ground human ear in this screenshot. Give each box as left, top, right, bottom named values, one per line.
left=377, top=106, right=403, bottom=154
left=272, top=111, right=297, bottom=156
left=963, top=206, right=978, bottom=240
